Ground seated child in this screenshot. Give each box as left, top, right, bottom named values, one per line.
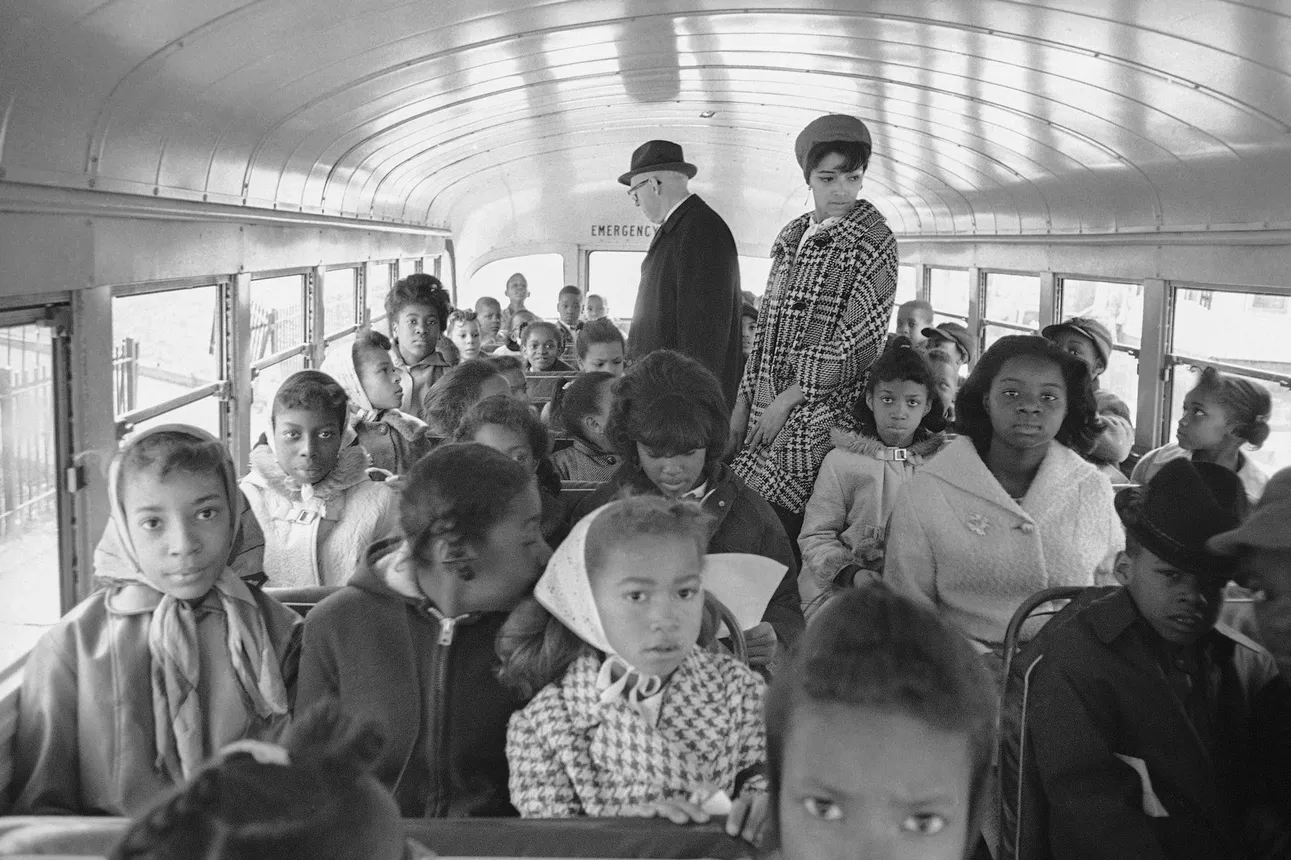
left=498, top=272, right=530, bottom=340
left=550, top=372, right=620, bottom=482
left=1133, top=365, right=1272, bottom=503
left=487, top=354, right=531, bottom=401
left=109, top=702, right=432, bottom=860
left=500, top=496, right=767, bottom=835
left=799, top=338, right=950, bottom=618
left=766, top=584, right=998, bottom=860
left=386, top=274, right=454, bottom=421
left=919, top=321, right=975, bottom=373
left=12, top=425, right=299, bottom=815
left=574, top=349, right=805, bottom=666
left=576, top=317, right=627, bottom=377
left=475, top=296, right=505, bottom=353
left=1043, top=317, right=1134, bottom=480
left=453, top=394, right=566, bottom=545
left=1029, top=458, right=1291, bottom=860
left=585, top=293, right=609, bottom=321
left=241, top=370, right=399, bottom=587
left=740, top=304, right=758, bottom=369
left=494, top=309, right=537, bottom=359
left=445, top=309, right=483, bottom=362
left=320, top=328, right=432, bottom=476
left=1208, top=466, right=1291, bottom=677
left=524, top=320, right=576, bottom=405
left=893, top=299, right=935, bottom=350
left=924, top=347, right=960, bottom=426
left=421, top=358, right=509, bottom=437
left=297, top=444, right=550, bottom=817
left=555, top=285, right=583, bottom=365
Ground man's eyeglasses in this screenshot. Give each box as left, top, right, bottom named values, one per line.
left=626, top=177, right=655, bottom=204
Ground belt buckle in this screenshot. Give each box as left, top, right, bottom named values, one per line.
left=889, top=447, right=908, bottom=462
left=290, top=509, right=319, bottom=525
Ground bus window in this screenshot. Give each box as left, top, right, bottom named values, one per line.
left=738, top=256, right=772, bottom=304
left=1168, top=286, right=1291, bottom=472
left=112, top=285, right=223, bottom=439
left=586, top=251, right=642, bottom=323
left=369, top=262, right=394, bottom=330
left=1059, top=278, right=1143, bottom=423
left=887, top=266, right=920, bottom=333
left=928, top=268, right=970, bottom=326
left=248, top=275, right=308, bottom=446
left=983, top=273, right=1041, bottom=351
left=463, top=254, right=565, bottom=323
left=0, top=321, right=62, bottom=666
left=397, top=258, right=417, bottom=282
left=323, top=267, right=358, bottom=338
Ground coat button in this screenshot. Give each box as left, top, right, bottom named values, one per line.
left=607, top=456, right=617, bottom=464
left=1019, top=522, right=1035, bottom=535
left=791, top=301, right=808, bottom=311
left=377, top=424, right=389, bottom=435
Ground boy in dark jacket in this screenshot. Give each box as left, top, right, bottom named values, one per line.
left=572, top=350, right=805, bottom=670
left=297, top=444, right=551, bottom=817
left=1028, top=459, right=1291, bottom=860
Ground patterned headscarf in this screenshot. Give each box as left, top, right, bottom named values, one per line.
left=103, top=424, right=290, bottom=780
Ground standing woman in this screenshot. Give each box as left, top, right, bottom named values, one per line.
left=732, top=114, right=898, bottom=542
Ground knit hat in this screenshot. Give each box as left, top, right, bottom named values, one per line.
left=1207, top=466, right=1291, bottom=556
left=1115, top=458, right=1247, bottom=580
left=1042, top=317, right=1113, bottom=367
left=794, top=114, right=872, bottom=170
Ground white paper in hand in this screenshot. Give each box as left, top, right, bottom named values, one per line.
left=702, top=553, right=790, bottom=633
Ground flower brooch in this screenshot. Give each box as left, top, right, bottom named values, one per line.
left=965, top=514, right=991, bottom=536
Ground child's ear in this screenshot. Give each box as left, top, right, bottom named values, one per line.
left=583, top=414, right=603, bottom=437
left=864, top=390, right=876, bottom=413
left=1113, top=551, right=1132, bottom=586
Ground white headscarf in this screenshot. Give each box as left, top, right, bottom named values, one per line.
left=102, top=424, right=290, bottom=780
left=319, top=345, right=378, bottom=423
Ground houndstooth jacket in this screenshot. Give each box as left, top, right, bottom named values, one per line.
left=506, top=648, right=766, bottom=818
left=734, top=199, right=898, bottom=514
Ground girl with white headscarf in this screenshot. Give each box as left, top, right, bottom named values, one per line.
left=499, top=496, right=770, bottom=843
left=12, top=425, right=300, bottom=816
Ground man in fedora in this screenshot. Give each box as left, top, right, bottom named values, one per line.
left=620, top=140, right=742, bottom=406
left=1026, top=458, right=1291, bottom=860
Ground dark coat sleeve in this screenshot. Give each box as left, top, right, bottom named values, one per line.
left=11, top=627, right=81, bottom=814
left=670, top=205, right=742, bottom=401
left=296, top=605, right=342, bottom=717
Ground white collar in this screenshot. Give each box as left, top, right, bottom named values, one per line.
left=682, top=481, right=710, bottom=501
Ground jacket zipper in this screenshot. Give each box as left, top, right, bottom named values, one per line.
left=423, top=605, right=462, bottom=817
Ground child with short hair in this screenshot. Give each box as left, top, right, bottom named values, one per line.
left=498, top=272, right=530, bottom=338
left=576, top=317, right=627, bottom=377
left=500, top=497, right=768, bottom=837
left=1133, top=365, right=1272, bottom=503
left=13, top=425, right=300, bottom=816
left=109, top=702, right=432, bottom=860
left=924, top=347, right=960, bottom=426
left=487, top=354, right=530, bottom=400
left=550, top=372, right=620, bottom=482
left=740, top=304, right=758, bottom=365
left=574, top=349, right=805, bottom=667
left=524, top=320, right=575, bottom=406
left=453, top=394, right=566, bottom=544
left=241, top=370, right=399, bottom=587
left=421, top=358, right=509, bottom=438
left=555, top=285, right=583, bottom=365
left=445, top=309, right=483, bottom=362
left=493, top=309, right=537, bottom=359
left=767, top=584, right=998, bottom=860
left=386, top=274, right=454, bottom=421
left=799, top=338, right=950, bottom=618
left=320, top=329, right=432, bottom=476
left=585, top=293, right=609, bottom=321
left=894, top=299, right=935, bottom=349
left=1043, top=317, right=1135, bottom=481
left=1029, top=459, right=1291, bottom=860
left=475, top=296, right=505, bottom=353
left=297, top=444, right=550, bottom=817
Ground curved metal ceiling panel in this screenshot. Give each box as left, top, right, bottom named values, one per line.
left=3, top=0, right=1289, bottom=268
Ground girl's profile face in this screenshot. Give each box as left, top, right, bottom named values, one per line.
left=450, top=319, right=482, bottom=361
left=590, top=535, right=704, bottom=678
left=1176, top=387, right=1236, bottom=452
left=777, top=703, right=972, bottom=860
left=357, top=348, right=403, bottom=411
left=580, top=341, right=625, bottom=377
left=123, top=467, right=231, bottom=600
left=866, top=379, right=933, bottom=448
left=473, top=423, right=536, bottom=473
left=984, top=355, right=1067, bottom=452
left=456, top=483, right=549, bottom=612
left=583, top=380, right=615, bottom=449
left=637, top=445, right=706, bottom=499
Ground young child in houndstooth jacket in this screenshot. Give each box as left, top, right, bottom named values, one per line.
left=498, top=496, right=769, bottom=843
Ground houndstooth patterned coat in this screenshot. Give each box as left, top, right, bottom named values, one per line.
left=507, top=648, right=766, bottom=817
left=734, top=199, right=898, bottom=514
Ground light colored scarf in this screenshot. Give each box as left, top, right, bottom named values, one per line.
left=320, top=345, right=381, bottom=425
left=103, top=424, right=291, bottom=781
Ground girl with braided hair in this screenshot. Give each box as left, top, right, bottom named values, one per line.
left=296, top=444, right=551, bottom=817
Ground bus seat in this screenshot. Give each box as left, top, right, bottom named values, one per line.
left=998, top=586, right=1118, bottom=860
left=263, top=586, right=342, bottom=618
left=0, top=815, right=128, bottom=856
left=0, top=661, right=22, bottom=814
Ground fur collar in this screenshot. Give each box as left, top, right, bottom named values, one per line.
left=829, top=427, right=949, bottom=464
left=245, top=441, right=373, bottom=502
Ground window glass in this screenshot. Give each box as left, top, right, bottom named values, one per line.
left=738, top=256, right=773, bottom=304
left=397, top=259, right=418, bottom=281
left=465, top=253, right=566, bottom=323
left=888, top=266, right=919, bottom=332
left=0, top=321, right=62, bottom=666
left=1059, top=279, right=1143, bottom=349
left=112, top=286, right=220, bottom=419
left=131, top=396, right=222, bottom=439
left=323, top=268, right=357, bottom=336
left=249, top=275, right=305, bottom=362
left=928, top=268, right=970, bottom=323
left=982, top=273, right=1041, bottom=351
left=367, top=263, right=393, bottom=330
left=1168, top=286, right=1291, bottom=471
left=250, top=355, right=307, bottom=447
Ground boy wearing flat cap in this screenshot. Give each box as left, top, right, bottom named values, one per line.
left=1044, top=316, right=1136, bottom=480
left=1028, top=459, right=1291, bottom=860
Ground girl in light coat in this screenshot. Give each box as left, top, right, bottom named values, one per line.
left=798, top=339, right=949, bottom=618
left=884, top=336, right=1123, bottom=652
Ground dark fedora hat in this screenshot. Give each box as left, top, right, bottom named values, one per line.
left=618, top=140, right=698, bottom=186
left=1115, top=459, right=1249, bottom=580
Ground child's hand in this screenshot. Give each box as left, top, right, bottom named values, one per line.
left=742, top=622, right=778, bottom=668
left=624, top=798, right=711, bottom=825
left=726, top=791, right=770, bottom=846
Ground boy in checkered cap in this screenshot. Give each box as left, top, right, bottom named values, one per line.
left=1043, top=316, right=1135, bottom=480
